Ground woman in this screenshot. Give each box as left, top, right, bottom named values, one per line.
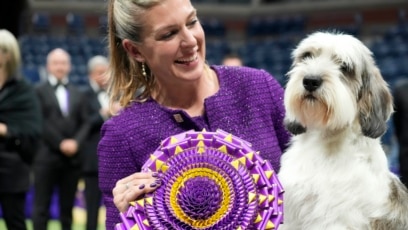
left=98, top=0, right=290, bottom=229
left=0, top=29, right=42, bottom=230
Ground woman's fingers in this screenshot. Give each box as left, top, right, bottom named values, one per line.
left=116, top=172, right=160, bottom=186
left=113, top=172, right=162, bottom=212
left=131, top=171, right=161, bottom=180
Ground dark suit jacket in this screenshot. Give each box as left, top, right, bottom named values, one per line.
left=82, top=86, right=105, bottom=174
left=393, top=79, right=408, bottom=186
left=34, top=81, right=90, bottom=167
left=0, top=78, right=42, bottom=192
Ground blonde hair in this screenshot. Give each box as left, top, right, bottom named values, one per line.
left=0, top=29, right=21, bottom=80
left=107, top=0, right=162, bottom=108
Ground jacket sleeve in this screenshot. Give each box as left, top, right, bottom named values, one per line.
left=4, top=81, right=43, bottom=163
left=393, top=82, right=407, bottom=142
left=73, top=90, right=92, bottom=148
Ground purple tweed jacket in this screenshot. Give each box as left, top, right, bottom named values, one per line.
left=98, top=65, right=291, bottom=229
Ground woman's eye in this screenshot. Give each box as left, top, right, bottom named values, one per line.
left=188, top=19, right=198, bottom=27
left=161, top=30, right=176, bottom=40
left=159, top=19, right=198, bottom=40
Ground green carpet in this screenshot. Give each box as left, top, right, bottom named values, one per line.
left=0, top=206, right=106, bottom=230
left=0, top=219, right=105, bottom=230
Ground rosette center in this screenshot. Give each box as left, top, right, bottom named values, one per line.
left=177, top=176, right=222, bottom=220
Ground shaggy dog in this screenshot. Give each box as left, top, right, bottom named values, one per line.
left=278, top=31, right=408, bottom=230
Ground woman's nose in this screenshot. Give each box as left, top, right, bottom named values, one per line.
left=180, top=27, right=196, bottom=47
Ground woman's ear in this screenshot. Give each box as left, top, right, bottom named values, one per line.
left=122, top=39, right=145, bottom=62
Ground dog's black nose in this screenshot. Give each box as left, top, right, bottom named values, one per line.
left=303, top=77, right=322, bottom=92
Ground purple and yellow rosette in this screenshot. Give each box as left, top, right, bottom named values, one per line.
left=115, top=129, right=284, bottom=230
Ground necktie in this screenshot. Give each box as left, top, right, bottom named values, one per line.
left=53, top=80, right=66, bottom=90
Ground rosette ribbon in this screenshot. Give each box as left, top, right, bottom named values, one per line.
left=115, top=129, right=284, bottom=230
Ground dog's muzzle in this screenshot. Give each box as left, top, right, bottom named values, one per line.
left=303, top=76, right=322, bottom=92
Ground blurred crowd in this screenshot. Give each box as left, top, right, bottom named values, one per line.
left=0, top=28, right=117, bottom=230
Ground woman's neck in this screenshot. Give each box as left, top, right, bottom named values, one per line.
left=153, top=67, right=219, bottom=117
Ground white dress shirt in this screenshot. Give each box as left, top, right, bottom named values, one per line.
left=90, top=80, right=109, bottom=110
left=48, top=76, right=69, bottom=116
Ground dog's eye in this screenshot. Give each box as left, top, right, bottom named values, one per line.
left=301, top=52, right=312, bottom=60
left=340, top=63, right=352, bottom=73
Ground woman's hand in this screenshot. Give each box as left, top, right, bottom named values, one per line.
left=113, top=172, right=161, bottom=212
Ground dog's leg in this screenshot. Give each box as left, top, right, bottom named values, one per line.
left=370, top=176, right=408, bottom=230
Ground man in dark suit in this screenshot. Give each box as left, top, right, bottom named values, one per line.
left=394, top=78, right=408, bottom=188
left=82, top=55, right=117, bottom=230
left=32, top=48, right=90, bottom=230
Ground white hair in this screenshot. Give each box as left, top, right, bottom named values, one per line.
left=87, top=55, right=109, bottom=72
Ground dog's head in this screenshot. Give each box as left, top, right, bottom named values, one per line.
left=284, top=31, right=393, bottom=138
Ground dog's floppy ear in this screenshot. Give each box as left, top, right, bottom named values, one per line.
left=358, top=66, right=393, bottom=139
left=284, top=119, right=307, bottom=135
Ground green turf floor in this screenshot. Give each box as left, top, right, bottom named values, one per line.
left=0, top=219, right=105, bottom=230
left=0, top=205, right=106, bottom=230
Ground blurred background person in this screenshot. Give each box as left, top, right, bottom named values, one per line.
left=81, top=55, right=110, bottom=230
left=393, top=78, right=408, bottom=187
left=222, top=53, right=243, bottom=66
left=0, top=29, right=42, bottom=230
left=32, top=48, right=90, bottom=230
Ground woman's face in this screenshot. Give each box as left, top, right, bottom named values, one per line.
left=129, top=0, right=206, bottom=87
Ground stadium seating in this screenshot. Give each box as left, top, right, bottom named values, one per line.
left=31, top=12, right=51, bottom=33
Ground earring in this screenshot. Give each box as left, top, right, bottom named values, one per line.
left=141, top=62, right=147, bottom=78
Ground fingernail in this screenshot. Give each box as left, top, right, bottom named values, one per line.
left=150, top=183, right=157, bottom=188
left=152, top=172, right=159, bottom=178
left=155, top=179, right=161, bottom=184
left=138, top=184, right=145, bottom=189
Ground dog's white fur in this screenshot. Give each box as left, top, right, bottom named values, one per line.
left=279, top=31, right=408, bottom=230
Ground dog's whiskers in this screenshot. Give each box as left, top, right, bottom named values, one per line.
left=303, top=94, right=317, bottom=100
